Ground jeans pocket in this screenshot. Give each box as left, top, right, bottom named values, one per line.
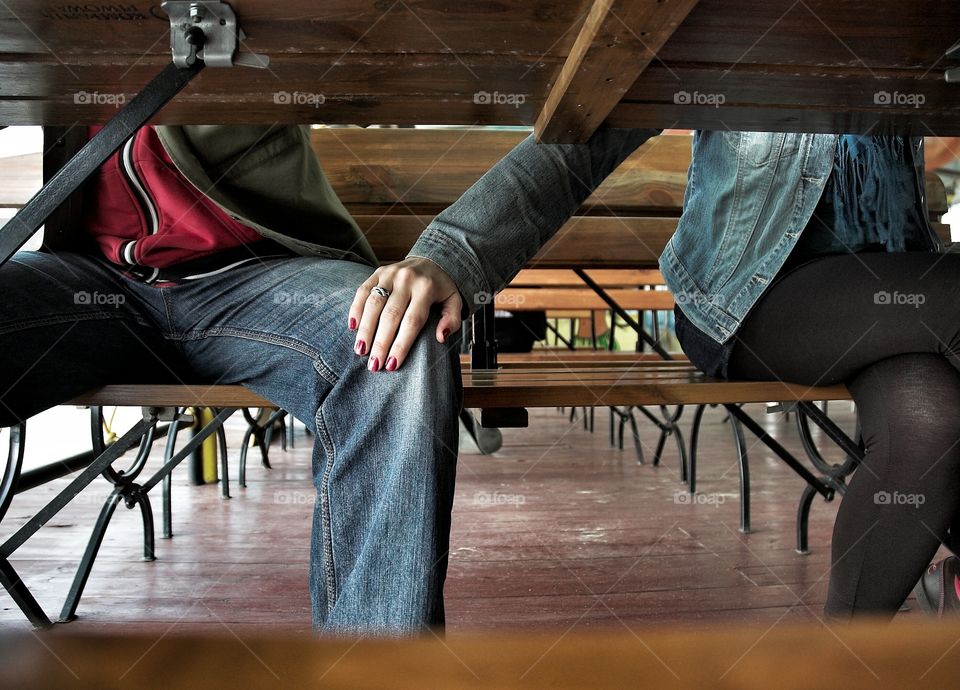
left=722, top=131, right=798, bottom=167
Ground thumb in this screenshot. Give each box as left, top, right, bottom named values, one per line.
left=436, top=292, right=463, bottom=344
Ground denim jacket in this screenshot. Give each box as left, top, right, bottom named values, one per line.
left=411, top=129, right=941, bottom=343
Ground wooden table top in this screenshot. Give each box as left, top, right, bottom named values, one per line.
left=0, top=1, right=956, bottom=138
left=2, top=621, right=960, bottom=689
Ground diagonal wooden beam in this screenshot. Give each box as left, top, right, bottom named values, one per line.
left=535, top=0, right=699, bottom=144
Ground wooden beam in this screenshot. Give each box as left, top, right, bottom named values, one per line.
left=535, top=0, right=699, bottom=144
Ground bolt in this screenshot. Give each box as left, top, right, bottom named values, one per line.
left=190, top=3, right=204, bottom=23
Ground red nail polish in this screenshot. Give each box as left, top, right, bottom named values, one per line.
left=355, top=340, right=366, bottom=355
left=368, top=356, right=380, bottom=373
left=441, top=328, right=451, bottom=342
left=386, top=356, right=397, bottom=372
left=349, top=317, right=357, bottom=330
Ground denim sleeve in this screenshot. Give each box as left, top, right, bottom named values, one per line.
left=406, top=126, right=661, bottom=314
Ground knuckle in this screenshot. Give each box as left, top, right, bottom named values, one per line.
left=405, top=312, right=426, bottom=330
left=382, top=305, right=405, bottom=321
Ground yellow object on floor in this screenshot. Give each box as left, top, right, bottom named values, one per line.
left=198, top=407, right=219, bottom=484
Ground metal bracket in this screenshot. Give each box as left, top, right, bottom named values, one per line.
left=947, top=40, right=960, bottom=83
left=162, top=1, right=269, bottom=69
left=766, top=401, right=798, bottom=415
left=143, top=406, right=190, bottom=423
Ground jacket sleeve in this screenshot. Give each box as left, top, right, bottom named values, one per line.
left=406, top=126, right=660, bottom=315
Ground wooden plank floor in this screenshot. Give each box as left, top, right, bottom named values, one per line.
left=0, top=402, right=930, bottom=634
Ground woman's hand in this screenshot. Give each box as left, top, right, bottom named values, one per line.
left=348, top=257, right=463, bottom=372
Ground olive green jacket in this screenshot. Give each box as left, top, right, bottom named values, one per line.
left=44, top=124, right=378, bottom=268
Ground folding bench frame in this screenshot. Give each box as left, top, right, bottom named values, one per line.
left=470, top=269, right=865, bottom=550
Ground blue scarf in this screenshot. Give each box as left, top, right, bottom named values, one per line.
left=826, top=134, right=927, bottom=252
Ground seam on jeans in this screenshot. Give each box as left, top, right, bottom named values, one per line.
left=0, top=312, right=152, bottom=336
left=174, top=326, right=341, bottom=378
left=312, top=357, right=339, bottom=388
left=158, top=288, right=180, bottom=337
left=314, top=404, right=338, bottom=613
left=176, top=326, right=318, bottom=355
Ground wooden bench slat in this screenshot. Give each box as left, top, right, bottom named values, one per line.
left=318, top=129, right=691, bottom=214
left=69, top=362, right=850, bottom=412
left=358, top=215, right=676, bottom=267
left=511, top=269, right=666, bottom=287
left=497, top=288, right=674, bottom=312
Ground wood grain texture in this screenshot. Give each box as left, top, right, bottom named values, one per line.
left=314, top=129, right=692, bottom=213
left=0, top=0, right=955, bottom=134
left=610, top=0, right=960, bottom=136
left=69, top=362, right=850, bottom=411
left=4, top=621, right=960, bottom=689
left=536, top=0, right=700, bottom=143
left=496, top=287, right=674, bottom=311
left=510, top=269, right=666, bottom=287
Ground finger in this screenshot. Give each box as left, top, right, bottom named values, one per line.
left=366, top=289, right=411, bottom=372
left=354, top=281, right=394, bottom=359
left=348, top=271, right=381, bottom=332
left=436, top=292, right=463, bottom=344
left=384, top=294, right=435, bottom=372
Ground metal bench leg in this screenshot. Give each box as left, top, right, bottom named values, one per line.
left=0, top=424, right=48, bottom=626
left=286, top=413, right=296, bottom=449
left=217, top=419, right=231, bottom=500
left=687, top=404, right=708, bottom=493
left=627, top=408, right=645, bottom=465
left=162, top=473, right=173, bottom=539
left=729, top=415, right=751, bottom=534
left=0, top=557, right=51, bottom=629
left=161, top=410, right=187, bottom=539
left=59, top=490, right=124, bottom=622
left=796, top=484, right=819, bottom=554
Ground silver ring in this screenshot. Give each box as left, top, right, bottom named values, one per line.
left=370, top=286, right=391, bottom=299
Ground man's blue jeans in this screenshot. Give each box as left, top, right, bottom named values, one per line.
left=0, top=251, right=462, bottom=635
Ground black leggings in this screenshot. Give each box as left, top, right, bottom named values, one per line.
left=729, top=251, right=960, bottom=619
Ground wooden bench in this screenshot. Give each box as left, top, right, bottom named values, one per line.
left=2, top=126, right=953, bottom=628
